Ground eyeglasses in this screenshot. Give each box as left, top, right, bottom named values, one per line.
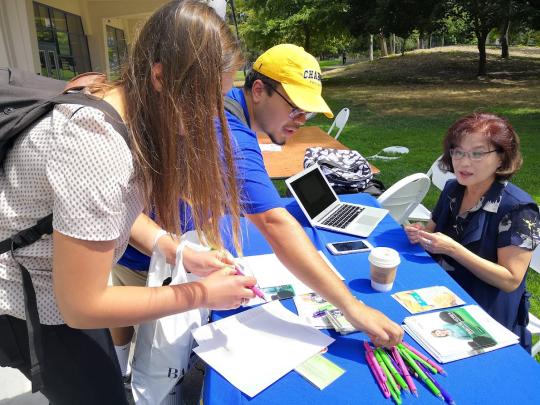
left=260, top=80, right=310, bottom=121
left=450, top=148, right=500, bottom=161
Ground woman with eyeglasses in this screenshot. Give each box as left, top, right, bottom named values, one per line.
left=404, top=112, right=539, bottom=351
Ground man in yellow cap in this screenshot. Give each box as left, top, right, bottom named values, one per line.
left=223, top=44, right=403, bottom=346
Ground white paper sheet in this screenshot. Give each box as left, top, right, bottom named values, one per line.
left=241, top=251, right=344, bottom=299
left=192, top=301, right=334, bottom=397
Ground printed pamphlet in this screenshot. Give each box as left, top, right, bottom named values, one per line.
left=392, top=286, right=465, bottom=314
left=403, top=305, right=519, bottom=363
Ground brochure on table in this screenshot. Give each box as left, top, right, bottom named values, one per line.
left=403, top=304, right=519, bottom=363
left=392, top=286, right=465, bottom=314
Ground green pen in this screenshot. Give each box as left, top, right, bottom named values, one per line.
left=398, top=346, right=443, bottom=400
left=402, top=348, right=438, bottom=374
left=381, top=365, right=402, bottom=405
left=379, top=349, right=409, bottom=391
left=375, top=349, right=400, bottom=395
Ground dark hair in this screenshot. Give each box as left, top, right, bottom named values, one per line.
left=243, top=70, right=279, bottom=96
left=440, top=112, right=522, bottom=181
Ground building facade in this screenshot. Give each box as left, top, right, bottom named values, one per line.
left=0, top=0, right=169, bottom=80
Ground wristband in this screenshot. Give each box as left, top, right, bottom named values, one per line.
left=152, top=229, right=168, bottom=252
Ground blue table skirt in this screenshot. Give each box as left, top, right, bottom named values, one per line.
left=203, top=193, right=540, bottom=405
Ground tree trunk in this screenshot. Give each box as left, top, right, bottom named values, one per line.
left=477, top=31, right=488, bottom=76
left=369, top=34, right=374, bottom=61
left=303, top=25, right=311, bottom=53
left=417, top=37, right=421, bottom=49
left=390, top=33, right=396, bottom=54
left=500, top=18, right=510, bottom=59
left=379, top=33, right=388, bottom=56
left=429, top=33, right=433, bottom=48
left=441, top=33, right=444, bottom=47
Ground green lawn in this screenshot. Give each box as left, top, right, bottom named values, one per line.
left=280, top=47, right=540, bottom=360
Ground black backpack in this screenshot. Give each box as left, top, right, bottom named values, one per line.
left=0, top=67, right=128, bottom=392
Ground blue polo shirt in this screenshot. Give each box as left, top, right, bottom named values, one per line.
left=432, top=179, right=539, bottom=351
left=117, top=87, right=282, bottom=270
left=225, top=87, right=283, bottom=214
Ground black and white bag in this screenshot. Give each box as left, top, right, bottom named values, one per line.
left=304, top=147, right=373, bottom=193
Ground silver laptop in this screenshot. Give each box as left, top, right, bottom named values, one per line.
left=286, top=164, right=388, bottom=237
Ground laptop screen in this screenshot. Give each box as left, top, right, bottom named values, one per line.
left=288, top=167, right=337, bottom=219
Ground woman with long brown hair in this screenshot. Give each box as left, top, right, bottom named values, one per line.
left=0, top=2, right=253, bottom=404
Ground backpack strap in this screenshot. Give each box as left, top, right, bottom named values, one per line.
left=0, top=214, right=52, bottom=392
left=224, top=96, right=248, bottom=126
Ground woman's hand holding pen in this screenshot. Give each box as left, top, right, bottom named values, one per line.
left=183, top=247, right=236, bottom=277
left=343, top=300, right=403, bottom=348
left=198, top=268, right=256, bottom=310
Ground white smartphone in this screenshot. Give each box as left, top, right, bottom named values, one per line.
left=326, top=239, right=373, bottom=255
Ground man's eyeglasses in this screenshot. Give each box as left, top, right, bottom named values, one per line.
left=262, top=81, right=313, bottom=121
left=450, top=148, right=500, bottom=161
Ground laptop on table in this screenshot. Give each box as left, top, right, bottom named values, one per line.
left=285, top=164, right=388, bottom=237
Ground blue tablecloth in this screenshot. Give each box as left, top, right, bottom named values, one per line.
left=203, top=193, right=540, bottom=404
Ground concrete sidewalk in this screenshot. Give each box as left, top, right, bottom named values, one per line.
left=0, top=362, right=205, bottom=405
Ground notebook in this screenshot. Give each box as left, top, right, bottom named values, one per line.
left=286, top=164, right=388, bottom=237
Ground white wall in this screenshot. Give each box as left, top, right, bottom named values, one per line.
left=0, top=0, right=38, bottom=72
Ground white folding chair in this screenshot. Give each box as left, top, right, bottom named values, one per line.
left=427, top=155, right=456, bottom=191
left=528, top=245, right=540, bottom=357
left=327, top=107, right=350, bottom=139
left=408, top=156, right=456, bottom=222
left=377, top=173, right=431, bottom=225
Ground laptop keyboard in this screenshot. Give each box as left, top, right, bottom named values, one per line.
left=321, top=204, right=365, bottom=229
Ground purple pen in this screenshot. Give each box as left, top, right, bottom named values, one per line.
left=418, top=363, right=456, bottom=405
left=234, top=264, right=267, bottom=301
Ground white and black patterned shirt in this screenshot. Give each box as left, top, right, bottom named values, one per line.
left=0, top=104, right=144, bottom=325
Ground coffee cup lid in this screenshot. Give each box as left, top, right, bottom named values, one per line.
left=368, top=247, right=400, bottom=268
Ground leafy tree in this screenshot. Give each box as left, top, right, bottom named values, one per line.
left=235, top=0, right=351, bottom=57
left=446, top=1, right=500, bottom=76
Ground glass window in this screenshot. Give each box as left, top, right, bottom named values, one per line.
left=106, top=25, right=127, bottom=80
left=52, top=9, right=67, bottom=31
left=66, top=14, right=83, bottom=34
left=33, top=2, right=91, bottom=79
left=56, top=31, right=70, bottom=55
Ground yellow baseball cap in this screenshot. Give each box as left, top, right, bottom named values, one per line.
left=253, top=44, right=334, bottom=118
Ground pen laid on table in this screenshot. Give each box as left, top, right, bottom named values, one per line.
left=234, top=264, right=267, bottom=301
left=378, top=349, right=409, bottom=391
left=398, top=345, right=443, bottom=400
left=391, top=346, right=418, bottom=397
left=400, top=342, right=447, bottom=375
left=417, top=363, right=456, bottom=405
left=363, top=341, right=390, bottom=398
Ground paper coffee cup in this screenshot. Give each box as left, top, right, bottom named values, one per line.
left=368, top=247, right=400, bottom=292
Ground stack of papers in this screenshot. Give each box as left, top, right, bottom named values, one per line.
left=392, top=286, right=465, bottom=314
left=403, top=305, right=519, bottom=363
left=294, top=293, right=336, bottom=329
left=192, top=301, right=334, bottom=397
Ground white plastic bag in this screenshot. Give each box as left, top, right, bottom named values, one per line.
left=131, top=231, right=209, bottom=405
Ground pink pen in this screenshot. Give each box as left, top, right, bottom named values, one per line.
left=234, top=264, right=267, bottom=301
left=392, top=346, right=418, bottom=397
left=364, top=342, right=390, bottom=398
left=401, top=342, right=446, bottom=375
